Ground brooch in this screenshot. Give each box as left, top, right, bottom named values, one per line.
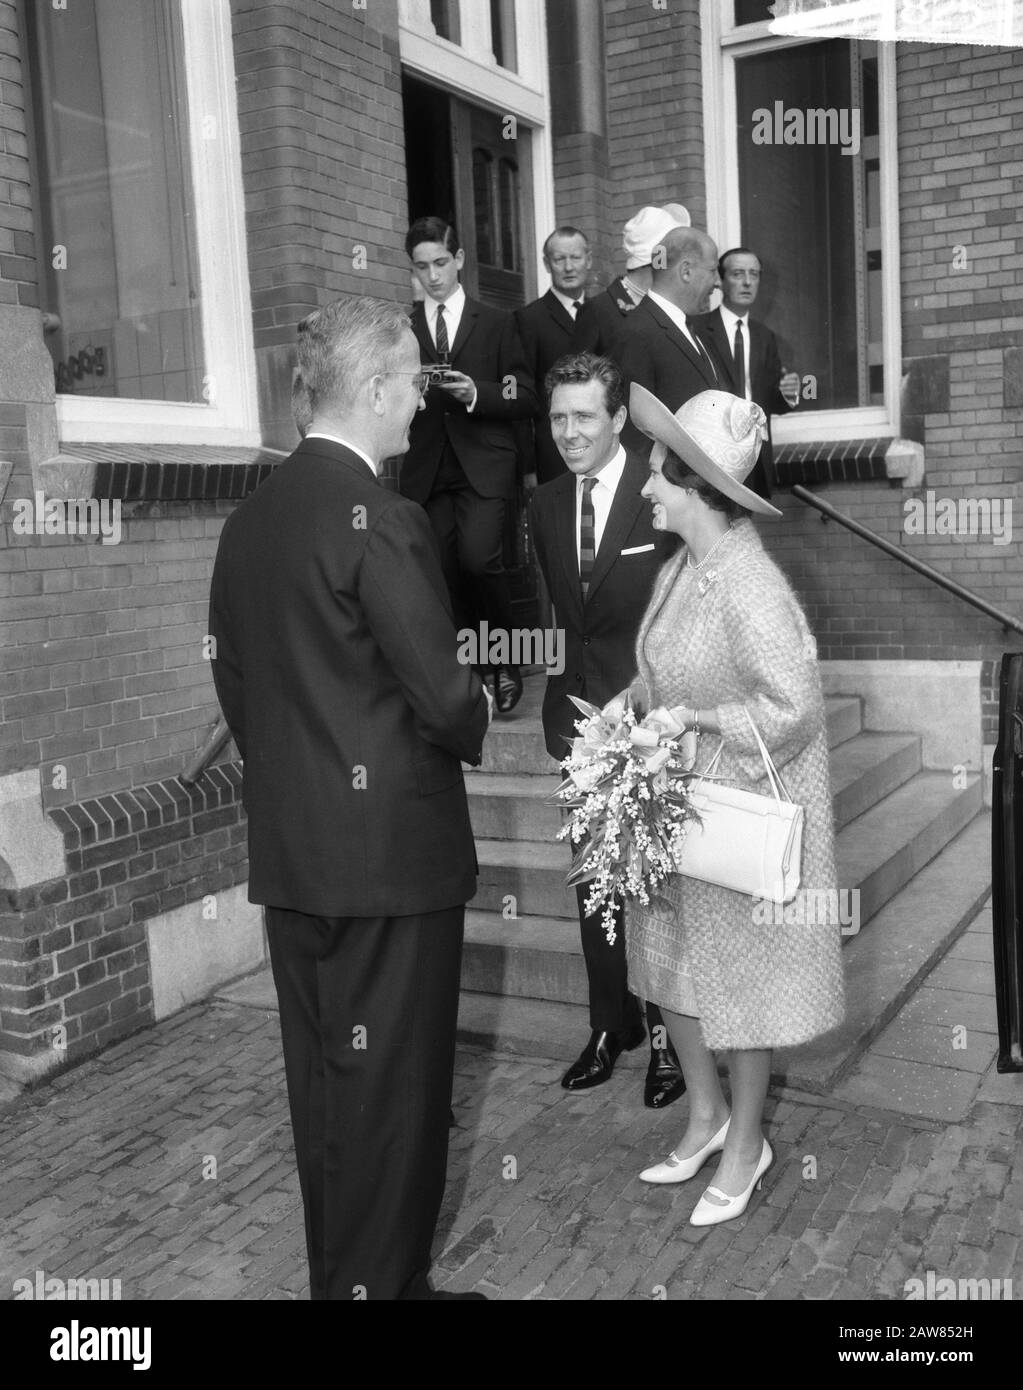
left=697, top=569, right=719, bottom=597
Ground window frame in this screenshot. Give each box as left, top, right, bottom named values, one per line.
left=701, top=2, right=902, bottom=443
left=33, top=0, right=259, bottom=447
left=398, top=0, right=555, bottom=305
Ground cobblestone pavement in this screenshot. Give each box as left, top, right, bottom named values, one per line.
left=1, top=905, right=1022, bottom=1304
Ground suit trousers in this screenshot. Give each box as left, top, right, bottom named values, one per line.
left=265, top=903, right=464, bottom=1301
left=575, top=885, right=666, bottom=1041
left=425, top=444, right=513, bottom=637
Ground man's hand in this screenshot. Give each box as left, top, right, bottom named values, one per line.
left=436, top=370, right=477, bottom=407
left=779, top=368, right=800, bottom=408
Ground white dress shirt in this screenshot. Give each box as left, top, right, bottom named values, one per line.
left=719, top=306, right=752, bottom=401
left=646, top=290, right=713, bottom=366
left=424, top=284, right=466, bottom=351
left=576, top=445, right=628, bottom=568
left=304, top=432, right=378, bottom=477
left=550, top=286, right=584, bottom=319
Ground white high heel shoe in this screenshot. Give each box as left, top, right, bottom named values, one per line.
left=689, top=1138, right=773, bottom=1226
left=639, top=1117, right=730, bottom=1184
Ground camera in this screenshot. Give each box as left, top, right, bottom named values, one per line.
left=421, top=362, right=455, bottom=386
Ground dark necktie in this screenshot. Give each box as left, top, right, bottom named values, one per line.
left=571, top=300, right=582, bottom=319
left=686, top=323, right=716, bottom=383
left=579, top=477, right=597, bottom=601
left=435, top=303, right=449, bottom=358
left=733, top=320, right=747, bottom=397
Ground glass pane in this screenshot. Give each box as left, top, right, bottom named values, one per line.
left=472, top=149, right=495, bottom=265
left=29, top=0, right=204, bottom=402
left=734, top=0, right=776, bottom=23
left=735, top=39, right=880, bottom=410
left=430, top=0, right=460, bottom=44
left=490, top=0, right=518, bottom=71
left=498, top=159, right=519, bottom=269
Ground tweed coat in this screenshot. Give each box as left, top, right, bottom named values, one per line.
left=627, top=519, right=846, bottom=1050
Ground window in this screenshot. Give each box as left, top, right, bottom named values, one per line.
left=702, top=3, right=901, bottom=441
left=24, top=0, right=258, bottom=445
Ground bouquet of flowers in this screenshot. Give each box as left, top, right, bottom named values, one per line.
left=552, top=693, right=701, bottom=944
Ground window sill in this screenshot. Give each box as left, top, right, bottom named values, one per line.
left=774, top=438, right=924, bottom=488
left=42, top=442, right=287, bottom=503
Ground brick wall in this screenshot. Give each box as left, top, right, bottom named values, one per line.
left=0, top=1, right=37, bottom=312
left=0, top=505, right=228, bottom=807
left=605, top=0, right=707, bottom=247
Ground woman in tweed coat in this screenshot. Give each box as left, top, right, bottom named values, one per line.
left=618, top=386, right=845, bottom=1226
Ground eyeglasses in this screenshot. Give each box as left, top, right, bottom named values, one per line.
left=385, top=370, right=431, bottom=395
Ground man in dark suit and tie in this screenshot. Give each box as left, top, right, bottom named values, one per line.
left=617, top=227, right=722, bottom=455
left=576, top=204, right=691, bottom=363
left=400, top=216, right=538, bottom=714
left=694, top=247, right=801, bottom=498
left=530, top=352, right=686, bottom=1109
left=514, top=226, right=593, bottom=484
left=209, top=296, right=491, bottom=1301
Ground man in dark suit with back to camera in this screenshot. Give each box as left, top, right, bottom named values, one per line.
left=530, top=352, right=686, bottom=1109
left=694, top=246, right=800, bottom=498
left=400, top=216, right=538, bottom=714
left=617, top=226, right=722, bottom=455
left=515, top=225, right=594, bottom=484
left=209, top=295, right=491, bottom=1301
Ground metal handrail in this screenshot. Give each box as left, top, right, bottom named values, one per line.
left=791, top=484, right=1023, bottom=637
left=181, top=715, right=232, bottom=786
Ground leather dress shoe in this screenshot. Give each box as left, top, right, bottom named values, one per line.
left=494, top=665, right=523, bottom=714
left=644, top=1043, right=687, bottom=1109
left=561, top=1025, right=646, bottom=1091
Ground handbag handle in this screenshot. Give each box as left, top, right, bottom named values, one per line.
left=685, top=708, right=793, bottom=809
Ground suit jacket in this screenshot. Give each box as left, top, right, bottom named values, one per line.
left=209, top=437, right=489, bottom=918
left=694, top=307, right=795, bottom=497
left=399, top=296, right=537, bottom=503
left=616, top=295, right=720, bottom=455
left=572, top=277, right=637, bottom=364
left=530, top=451, right=676, bottom=760
left=514, top=290, right=582, bottom=483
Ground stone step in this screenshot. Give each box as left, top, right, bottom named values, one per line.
left=465, top=771, right=563, bottom=842
left=467, top=728, right=922, bottom=844
left=461, top=910, right=586, bottom=1005
left=470, top=767, right=981, bottom=930
left=455, top=816, right=993, bottom=1086
left=836, top=769, right=983, bottom=927
left=776, top=813, right=993, bottom=1092
left=829, top=732, right=921, bottom=831
left=477, top=686, right=864, bottom=777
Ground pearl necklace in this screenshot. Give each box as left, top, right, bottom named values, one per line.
left=685, top=527, right=732, bottom=596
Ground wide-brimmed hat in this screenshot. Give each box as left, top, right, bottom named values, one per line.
left=629, top=385, right=782, bottom=518
left=660, top=202, right=692, bottom=228
left=622, top=205, right=688, bottom=270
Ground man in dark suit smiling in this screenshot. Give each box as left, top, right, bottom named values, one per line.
left=209, top=296, right=490, bottom=1300
left=400, top=216, right=537, bottom=714
left=530, top=353, right=685, bottom=1110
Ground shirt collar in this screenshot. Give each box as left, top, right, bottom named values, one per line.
left=550, top=286, right=584, bottom=317
left=647, top=289, right=693, bottom=338
left=720, top=305, right=749, bottom=330
left=426, top=283, right=465, bottom=325
left=303, top=432, right=378, bottom=477
left=576, top=444, right=627, bottom=494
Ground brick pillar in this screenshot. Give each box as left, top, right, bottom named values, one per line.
left=229, top=0, right=410, bottom=449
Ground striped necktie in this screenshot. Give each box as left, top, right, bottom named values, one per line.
left=435, top=303, right=449, bottom=358
left=579, top=477, right=597, bottom=601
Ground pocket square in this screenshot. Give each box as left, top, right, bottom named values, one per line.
left=620, top=543, right=655, bottom=555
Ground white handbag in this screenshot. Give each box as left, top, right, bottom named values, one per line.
left=674, top=708, right=803, bottom=904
